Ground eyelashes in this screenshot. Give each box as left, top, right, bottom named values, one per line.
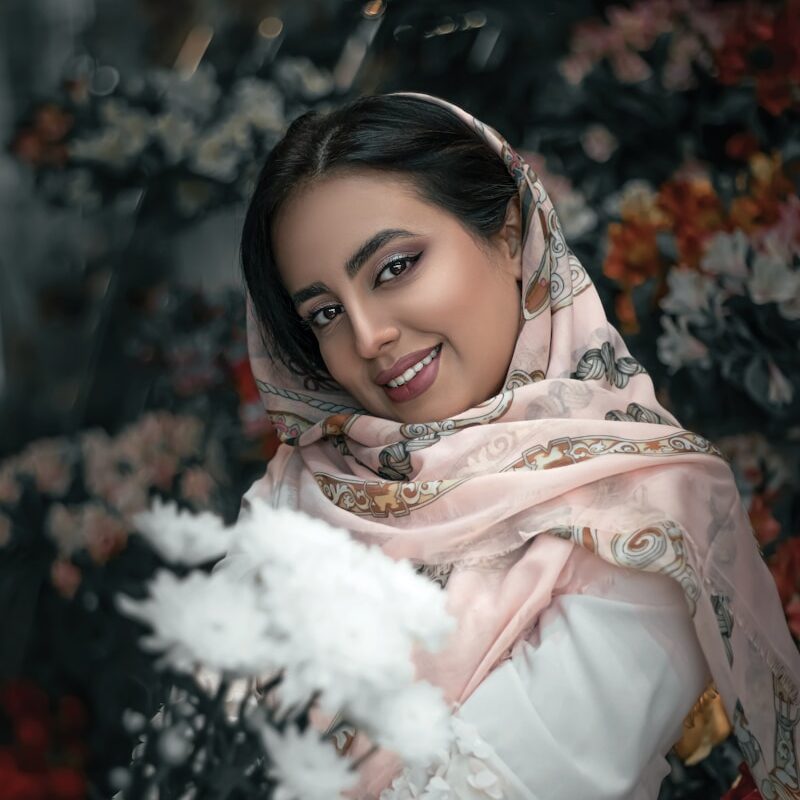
left=374, top=253, right=422, bottom=285
left=301, top=252, right=423, bottom=331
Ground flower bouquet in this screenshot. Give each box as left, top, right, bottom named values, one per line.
left=112, top=499, right=458, bottom=799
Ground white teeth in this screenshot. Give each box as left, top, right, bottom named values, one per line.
left=385, top=345, right=440, bottom=388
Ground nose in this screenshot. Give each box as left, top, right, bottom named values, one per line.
left=349, top=305, right=399, bottom=361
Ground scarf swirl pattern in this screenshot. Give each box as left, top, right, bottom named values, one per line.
left=245, top=93, right=800, bottom=797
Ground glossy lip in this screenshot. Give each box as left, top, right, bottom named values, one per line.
left=373, top=344, right=441, bottom=386
left=382, top=347, right=441, bottom=404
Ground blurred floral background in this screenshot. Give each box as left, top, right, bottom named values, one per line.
left=0, top=0, right=798, bottom=798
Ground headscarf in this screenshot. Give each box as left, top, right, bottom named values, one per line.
left=244, top=93, right=800, bottom=797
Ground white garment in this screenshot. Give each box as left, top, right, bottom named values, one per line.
left=381, top=563, right=711, bottom=800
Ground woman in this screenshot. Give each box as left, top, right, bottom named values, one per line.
left=239, top=93, right=800, bottom=799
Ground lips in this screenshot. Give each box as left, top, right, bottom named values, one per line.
left=374, top=344, right=441, bottom=386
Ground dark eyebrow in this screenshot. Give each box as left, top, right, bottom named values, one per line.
left=291, top=281, right=330, bottom=307
left=345, top=228, right=418, bottom=278
left=291, top=228, right=419, bottom=307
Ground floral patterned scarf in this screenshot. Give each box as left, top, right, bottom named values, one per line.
left=244, top=93, right=800, bottom=797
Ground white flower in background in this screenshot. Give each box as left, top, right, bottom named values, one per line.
left=659, top=269, right=716, bottom=322
left=261, top=724, right=357, bottom=800
left=168, top=416, right=204, bottom=459
left=553, top=188, right=598, bottom=239
left=757, top=198, right=800, bottom=263
left=133, top=498, right=234, bottom=565
left=232, top=78, right=285, bottom=134
left=153, top=112, right=197, bottom=164
left=276, top=57, right=334, bottom=99
left=603, top=179, right=662, bottom=222
left=580, top=124, right=618, bottom=163
left=0, top=461, right=22, bottom=505
left=70, top=100, right=152, bottom=169
left=17, top=438, right=73, bottom=497
left=116, top=569, right=277, bottom=676
left=657, top=315, right=711, bottom=374
left=151, top=65, right=221, bottom=122
left=701, top=230, right=749, bottom=284
left=767, top=361, right=794, bottom=406
left=62, top=169, right=102, bottom=210
left=190, top=119, right=251, bottom=182
left=747, top=253, right=800, bottom=319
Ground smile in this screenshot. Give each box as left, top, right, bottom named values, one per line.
left=385, top=344, right=441, bottom=387
left=380, top=344, right=442, bottom=403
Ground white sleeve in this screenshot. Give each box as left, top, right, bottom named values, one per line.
left=452, top=567, right=712, bottom=800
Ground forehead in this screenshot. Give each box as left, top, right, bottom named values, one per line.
left=272, top=171, right=454, bottom=288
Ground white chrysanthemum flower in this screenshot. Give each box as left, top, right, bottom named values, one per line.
left=221, top=503, right=455, bottom=716
left=261, top=724, right=357, bottom=800
left=363, top=681, right=452, bottom=765
left=116, top=569, right=276, bottom=676
left=656, top=315, right=711, bottom=374
left=133, top=497, right=234, bottom=565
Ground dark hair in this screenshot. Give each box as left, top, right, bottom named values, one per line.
left=240, top=94, right=517, bottom=385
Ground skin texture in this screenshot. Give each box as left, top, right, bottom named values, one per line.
left=272, top=169, right=524, bottom=423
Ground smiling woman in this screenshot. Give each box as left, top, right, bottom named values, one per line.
left=239, top=93, right=800, bottom=800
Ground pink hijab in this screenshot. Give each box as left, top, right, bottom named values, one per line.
left=244, top=93, right=800, bottom=797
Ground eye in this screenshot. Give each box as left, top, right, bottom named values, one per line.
left=306, top=303, right=344, bottom=329
left=375, top=254, right=421, bottom=285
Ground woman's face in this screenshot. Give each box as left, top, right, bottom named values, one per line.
left=272, top=170, right=523, bottom=423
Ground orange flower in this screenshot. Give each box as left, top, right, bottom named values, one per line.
left=614, top=292, right=640, bottom=335
left=658, top=179, right=726, bottom=267
left=32, top=104, right=73, bottom=143
left=604, top=220, right=662, bottom=287
left=725, top=131, right=760, bottom=162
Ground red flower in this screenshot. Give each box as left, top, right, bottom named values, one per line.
left=768, top=537, right=800, bottom=607
left=785, top=597, right=800, bottom=640
left=726, top=132, right=760, bottom=161
left=604, top=220, right=662, bottom=287
left=46, top=767, right=85, bottom=800
left=230, top=357, right=259, bottom=404
left=0, top=681, right=48, bottom=722
left=14, top=717, right=50, bottom=754
left=714, top=2, right=800, bottom=116
left=56, top=696, right=87, bottom=739
left=749, top=492, right=781, bottom=547
left=0, top=767, right=48, bottom=800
